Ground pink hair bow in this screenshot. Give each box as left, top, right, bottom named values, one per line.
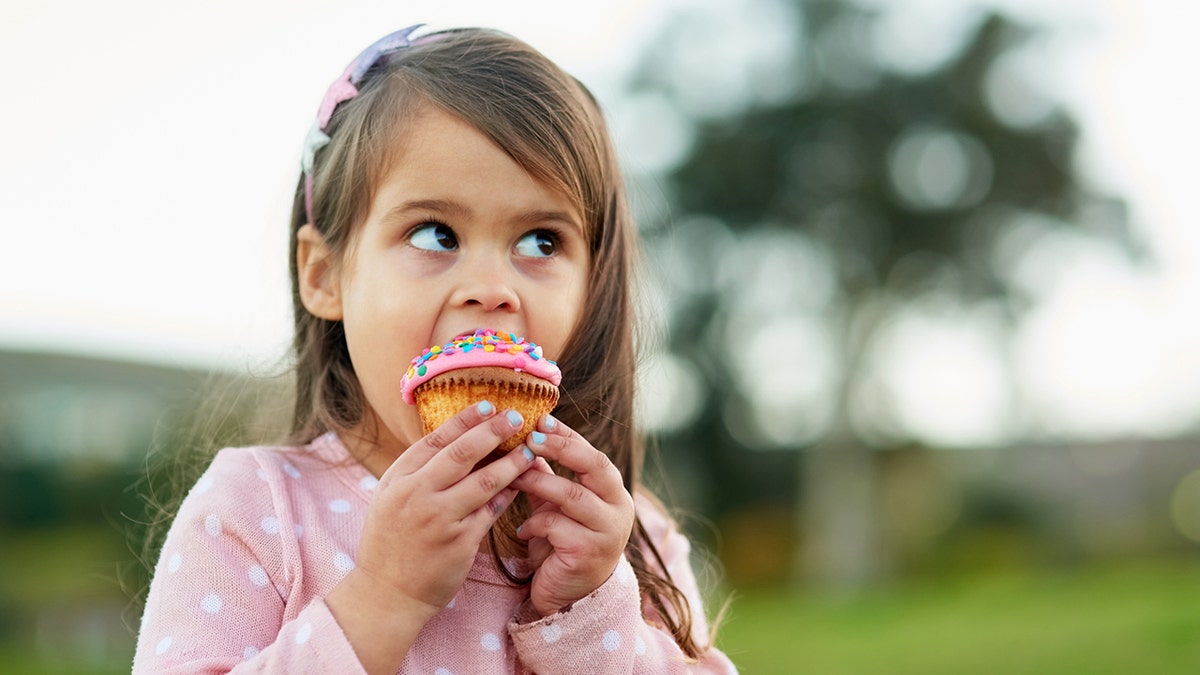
left=302, top=24, right=430, bottom=225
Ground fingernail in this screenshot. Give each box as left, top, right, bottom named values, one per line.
left=531, top=431, right=546, bottom=446
left=544, top=415, right=558, bottom=430
left=506, top=410, right=523, bottom=427
left=478, top=400, right=494, bottom=416
left=521, top=446, right=534, bottom=462
left=516, top=523, right=523, bottom=535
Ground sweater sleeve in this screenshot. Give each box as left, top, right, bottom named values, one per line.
left=132, top=448, right=367, bottom=674
left=507, top=496, right=738, bottom=674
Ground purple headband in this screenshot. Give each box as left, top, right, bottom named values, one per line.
left=301, top=24, right=438, bottom=227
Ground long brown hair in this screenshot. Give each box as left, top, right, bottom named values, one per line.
left=290, top=28, right=707, bottom=657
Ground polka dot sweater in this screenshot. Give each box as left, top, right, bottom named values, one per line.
left=133, top=432, right=737, bottom=673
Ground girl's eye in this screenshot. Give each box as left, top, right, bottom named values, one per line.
left=409, top=223, right=458, bottom=251
left=515, top=231, right=557, bottom=258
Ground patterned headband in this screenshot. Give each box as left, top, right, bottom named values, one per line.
left=301, top=23, right=438, bottom=227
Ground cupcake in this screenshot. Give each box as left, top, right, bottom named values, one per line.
left=400, top=329, right=562, bottom=452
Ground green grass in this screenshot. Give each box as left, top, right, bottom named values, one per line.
left=4, top=535, right=1200, bottom=673
left=0, top=527, right=140, bottom=675
left=717, top=559, right=1200, bottom=674
left=0, top=644, right=132, bottom=675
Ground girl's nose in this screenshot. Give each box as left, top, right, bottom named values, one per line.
left=449, top=255, right=521, bottom=313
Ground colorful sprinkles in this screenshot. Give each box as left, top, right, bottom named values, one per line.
left=405, top=329, right=555, bottom=381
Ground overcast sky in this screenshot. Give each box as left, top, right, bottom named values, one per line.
left=2, top=0, right=1197, bottom=445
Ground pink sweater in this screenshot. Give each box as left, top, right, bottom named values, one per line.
left=133, top=432, right=737, bottom=673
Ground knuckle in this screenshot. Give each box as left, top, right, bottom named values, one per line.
left=428, top=414, right=471, bottom=449
left=447, top=442, right=476, bottom=465
left=447, top=413, right=473, bottom=437
left=591, top=449, right=612, bottom=473
left=424, top=427, right=450, bottom=450
left=476, top=470, right=501, bottom=495
left=565, top=481, right=588, bottom=505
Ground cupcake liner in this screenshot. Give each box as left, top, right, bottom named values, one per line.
left=414, top=367, right=560, bottom=452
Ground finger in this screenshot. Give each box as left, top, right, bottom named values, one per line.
left=395, top=400, right=499, bottom=473
left=537, top=413, right=578, bottom=439
left=524, top=428, right=625, bottom=503
left=527, top=456, right=556, bottom=477
left=515, top=456, right=556, bottom=514
left=486, top=486, right=519, bottom=520
left=422, top=408, right=527, bottom=487
left=510, top=456, right=554, bottom=492
left=515, top=507, right=594, bottom=549
left=463, top=485, right=520, bottom=534
left=510, top=467, right=607, bottom=527
left=448, top=443, right=537, bottom=519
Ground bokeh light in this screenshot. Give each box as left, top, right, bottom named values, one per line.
left=1169, top=470, right=1200, bottom=543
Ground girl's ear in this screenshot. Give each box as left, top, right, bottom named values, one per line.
left=296, top=224, right=344, bottom=320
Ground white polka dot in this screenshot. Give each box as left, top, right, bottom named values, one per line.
left=480, top=632, right=502, bottom=651
left=361, top=475, right=379, bottom=491
left=329, top=499, right=352, bottom=513
left=256, top=468, right=268, bottom=481
left=540, top=624, right=562, bottom=643
left=294, top=523, right=304, bottom=539
left=155, top=636, right=172, bottom=655
left=204, top=513, right=222, bottom=536
left=334, top=552, right=356, bottom=572
left=295, top=622, right=313, bottom=644
left=167, top=552, right=182, bottom=574
left=434, top=669, right=452, bottom=675
left=283, top=463, right=302, bottom=479
left=602, top=629, right=621, bottom=652
left=243, top=646, right=260, bottom=661
left=201, top=594, right=222, bottom=614
left=261, top=517, right=280, bottom=535
left=635, top=634, right=647, bottom=656
left=249, top=565, right=269, bottom=587
left=194, top=475, right=213, bottom=494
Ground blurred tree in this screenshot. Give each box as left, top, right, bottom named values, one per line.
left=625, top=0, right=1136, bottom=588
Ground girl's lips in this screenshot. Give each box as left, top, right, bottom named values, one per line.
left=452, top=327, right=488, bottom=341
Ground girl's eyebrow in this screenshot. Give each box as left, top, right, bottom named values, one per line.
left=512, top=208, right=584, bottom=235
left=384, top=198, right=583, bottom=234
left=384, top=198, right=471, bottom=222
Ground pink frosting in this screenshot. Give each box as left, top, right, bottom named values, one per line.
left=400, top=329, right=563, bottom=405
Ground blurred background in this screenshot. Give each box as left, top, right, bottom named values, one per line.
left=3, top=0, right=1199, bottom=672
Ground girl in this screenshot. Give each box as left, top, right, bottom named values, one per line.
left=134, top=24, right=737, bottom=674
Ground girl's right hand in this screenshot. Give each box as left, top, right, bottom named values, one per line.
left=326, top=401, right=534, bottom=673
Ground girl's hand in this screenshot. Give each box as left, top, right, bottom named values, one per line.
left=511, top=416, right=636, bottom=617
left=334, top=402, right=536, bottom=623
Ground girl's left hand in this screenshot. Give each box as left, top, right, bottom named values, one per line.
left=511, top=416, right=636, bottom=617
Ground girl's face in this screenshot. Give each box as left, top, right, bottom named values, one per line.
left=303, top=105, right=589, bottom=464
